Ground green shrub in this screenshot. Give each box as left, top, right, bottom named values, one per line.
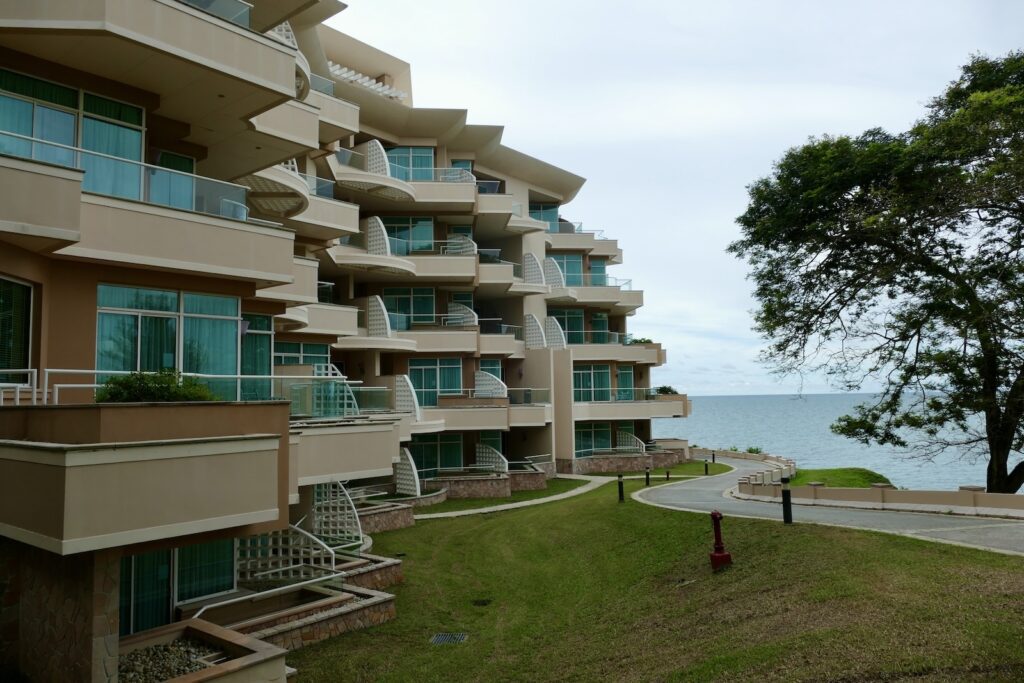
left=628, top=337, right=654, bottom=345
left=746, top=446, right=764, bottom=454
left=95, top=370, right=219, bottom=403
left=655, top=385, right=678, bottom=395
left=729, top=446, right=739, bottom=452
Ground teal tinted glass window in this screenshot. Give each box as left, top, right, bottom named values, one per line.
left=387, top=146, right=434, bottom=181
left=550, top=254, right=583, bottom=286
left=120, top=550, right=172, bottom=636
left=589, top=258, right=607, bottom=286
left=575, top=422, right=611, bottom=457
left=450, top=159, right=472, bottom=171
left=383, top=216, right=433, bottom=252
left=81, top=117, right=143, bottom=199
left=451, top=291, right=473, bottom=308
left=84, top=92, right=143, bottom=126
left=242, top=313, right=272, bottom=332
left=176, top=539, right=235, bottom=602
left=98, top=285, right=178, bottom=312
left=480, top=430, right=502, bottom=454
left=301, top=343, right=330, bottom=366
left=0, top=278, right=31, bottom=382
left=409, top=357, right=462, bottom=406
left=241, top=333, right=271, bottom=399
left=573, top=364, right=611, bottom=402
left=617, top=365, right=635, bottom=400
left=183, top=317, right=238, bottom=399
left=0, top=69, right=77, bottom=108
left=409, top=432, right=463, bottom=477
left=382, top=287, right=435, bottom=324
left=550, top=308, right=584, bottom=344
left=480, top=358, right=502, bottom=381
left=529, top=202, right=559, bottom=230
left=96, top=312, right=138, bottom=373
left=184, top=292, right=238, bottom=316
left=0, top=93, right=32, bottom=157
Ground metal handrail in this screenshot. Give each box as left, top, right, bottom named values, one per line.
left=387, top=165, right=476, bottom=183
left=0, top=369, right=37, bottom=405
left=177, top=0, right=253, bottom=28
left=309, top=73, right=336, bottom=97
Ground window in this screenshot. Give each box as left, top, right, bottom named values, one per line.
left=450, top=159, right=473, bottom=171
left=575, top=422, right=611, bottom=457
left=450, top=291, right=473, bottom=309
left=480, top=430, right=503, bottom=454
left=529, top=202, right=559, bottom=231
left=589, top=258, right=607, bottom=286
left=241, top=314, right=272, bottom=400
left=0, top=277, right=32, bottom=384
left=382, top=216, right=433, bottom=253
left=573, top=364, right=611, bottom=402
left=176, top=539, right=235, bottom=603
left=96, top=284, right=240, bottom=399
left=549, top=308, right=584, bottom=344
left=480, top=358, right=503, bottom=381
left=386, top=146, right=434, bottom=181
left=409, top=432, right=463, bottom=477
left=549, top=253, right=583, bottom=287
left=617, top=365, right=635, bottom=401
left=382, top=287, right=435, bottom=328
left=591, top=312, right=609, bottom=344
left=408, top=357, right=462, bottom=407
left=119, top=550, right=172, bottom=636
left=273, top=341, right=329, bottom=367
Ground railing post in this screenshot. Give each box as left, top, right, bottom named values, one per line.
left=645, top=467, right=650, bottom=487
left=617, top=474, right=624, bottom=503
left=781, top=476, right=793, bottom=524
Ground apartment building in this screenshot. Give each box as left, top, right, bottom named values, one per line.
left=0, top=1, right=688, bottom=680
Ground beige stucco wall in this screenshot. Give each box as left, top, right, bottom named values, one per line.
left=293, top=422, right=399, bottom=484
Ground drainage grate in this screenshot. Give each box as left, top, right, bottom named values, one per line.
left=430, top=633, right=468, bottom=645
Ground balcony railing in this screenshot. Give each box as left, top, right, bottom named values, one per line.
left=565, top=330, right=634, bottom=345
left=478, top=250, right=523, bottom=278
left=507, top=388, right=550, bottom=404
left=573, top=387, right=657, bottom=403
left=309, top=73, right=336, bottom=97
left=178, top=0, right=252, bottom=28
left=349, top=386, right=393, bottom=412
left=386, top=312, right=467, bottom=331
left=575, top=274, right=632, bottom=289
left=388, top=166, right=476, bottom=183
left=476, top=180, right=502, bottom=194
left=0, top=131, right=249, bottom=221
left=334, top=148, right=367, bottom=171
left=546, top=219, right=608, bottom=240
left=317, top=281, right=334, bottom=304
left=302, top=173, right=335, bottom=198
left=479, top=319, right=523, bottom=340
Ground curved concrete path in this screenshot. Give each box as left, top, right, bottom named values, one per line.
left=636, top=456, right=1024, bottom=557
left=414, top=474, right=607, bottom=520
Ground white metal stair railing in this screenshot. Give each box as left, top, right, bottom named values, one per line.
left=616, top=431, right=647, bottom=454
left=366, top=295, right=393, bottom=337
left=523, top=252, right=546, bottom=287
left=447, top=302, right=478, bottom=326
left=524, top=314, right=547, bottom=349
left=235, top=524, right=337, bottom=582
left=395, top=447, right=421, bottom=497
left=544, top=316, right=567, bottom=349
left=543, top=257, right=566, bottom=288
left=475, top=443, right=509, bottom=473
left=312, top=480, right=365, bottom=552
left=394, top=374, right=422, bottom=422
left=473, top=371, right=508, bottom=399
left=0, top=369, right=37, bottom=405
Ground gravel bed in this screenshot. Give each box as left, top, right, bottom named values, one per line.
left=118, top=637, right=219, bottom=682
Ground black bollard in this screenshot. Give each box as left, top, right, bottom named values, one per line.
left=617, top=474, right=624, bottom=502
left=712, top=450, right=716, bottom=463
left=781, top=476, right=793, bottom=524
left=645, top=467, right=650, bottom=487
left=665, top=469, right=670, bottom=481
left=704, top=461, right=709, bottom=476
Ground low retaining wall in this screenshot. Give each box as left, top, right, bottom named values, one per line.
left=401, top=488, right=448, bottom=507
left=737, top=480, right=1024, bottom=519
left=651, top=449, right=688, bottom=469
left=557, top=449, right=688, bottom=475
left=509, top=470, right=547, bottom=491
left=423, top=474, right=511, bottom=499
left=249, top=585, right=395, bottom=651
left=357, top=504, right=415, bottom=533
left=342, top=554, right=404, bottom=591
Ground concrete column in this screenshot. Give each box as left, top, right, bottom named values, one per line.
left=18, top=546, right=120, bottom=683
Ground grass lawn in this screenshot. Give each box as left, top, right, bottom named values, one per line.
left=790, top=467, right=892, bottom=488
left=289, top=479, right=1024, bottom=682
left=414, top=477, right=587, bottom=514
left=593, top=460, right=732, bottom=478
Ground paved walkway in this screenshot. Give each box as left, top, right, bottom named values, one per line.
left=635, top=456, right=1024, bottom=556
left=414, top=474, right=607, bottom=519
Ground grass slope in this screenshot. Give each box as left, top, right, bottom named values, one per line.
left=593, top=460, right=732, bottom=478
left=790, top=467, right=892, bottom=488
left=289, top=480, right=1024, bottom=682
left=417, top=477, right=587, bottom=514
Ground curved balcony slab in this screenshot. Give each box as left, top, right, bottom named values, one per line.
left=275, top=306, right=309, bottom=332
left=421, top=406, right=509, bottom=431
left=287, top=195, right=360, bottom=242
left=569, top=342, right=666, bottom=366
left=255, top=256, right=319, bottom=306
left=307, top=91, right=360, bottom=143
left=328, top=244, right=417, bottom=276
left=301, top=303, right=360, bottom=338
left=326, top=154, right=416, bottom=202
left=397, top=329, right=478, bottom=354
left=238, top=164, right=310, bottom=219
left=479, top=334, right=526, bottom=358
left=332, top=331, right=417, bottom=353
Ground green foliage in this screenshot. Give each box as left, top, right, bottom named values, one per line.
left=746, top=446, right=764, bottom=454
left=728, top=446, right=739, bottom=452
left=655, top=385, right=679, bottom=395
left=95, top=370, right=218, bottom=403
left=628, top=337, right=654, bottom=345
left=789, top=468, right=892, bottom=488
left=730, top=51, right=1024, bottom=493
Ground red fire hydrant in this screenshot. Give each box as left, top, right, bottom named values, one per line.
left=709, top=510, right=732, bottom=571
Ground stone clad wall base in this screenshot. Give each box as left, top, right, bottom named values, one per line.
left=509, top=470, right=547, bottom=491
left=566, top=454, right=651, bottom=475
left=250, top=587, right=396, bottom=651
left=343, top=558, right=404, bottom=591
left=356, top=504, right=415, bottom=533
left=650, top=449, right=687, bottom=469
left=423, top=475, right=511, bottom=499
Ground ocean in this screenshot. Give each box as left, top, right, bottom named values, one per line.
left=652, top=393, right=1023, bottom=490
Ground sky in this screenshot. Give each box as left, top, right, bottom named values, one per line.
left=328, top=1, right=1024, bottom=396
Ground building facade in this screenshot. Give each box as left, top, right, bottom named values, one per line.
left=0, top=1, right=688, bottom=680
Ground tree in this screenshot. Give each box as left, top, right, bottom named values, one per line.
left=730, top=52, right=1024, bottom=493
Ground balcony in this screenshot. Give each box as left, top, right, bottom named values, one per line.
left=479, top=319, right=526, bottom=358
left=238, top=161, right=310, bottom=219
left=331, top=296, right=417, bottom=352
left=255, top=255, right=319, bottom=306
left=478, top=250, right=548, bottom=296
left=286, top=174, right=360, bottom=241
left=391, top=313, right=478, bottom=353
left=328, top=217, right=417, bottom=276
left=546, top=222, right=622, bottom=264
left=1, top=134, right=295, bottom=287
left=572, top=390, right=689, bottom=421
left=0, top=401, right=290, bottom=554
left=508, top=388, right=553, bottom=426
left=297, top=302, right=360, bottom=338
left=326, top=141, right=415, bottom=202
left=0, top=153, right=82, bottom=253
left=0, top=0, right=296, bottom=138
left=307, top=85, right=360, bottom=143
left=291, top=420, right=401, bottom=485
left=475, top=192, right=515, bottom=235
left=567, top=332, right=666, bottom=365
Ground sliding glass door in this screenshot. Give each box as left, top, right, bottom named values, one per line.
left=0, top=277, right=31, bottom=383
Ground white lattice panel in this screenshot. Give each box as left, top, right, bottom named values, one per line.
left=524, top=314, right=547, bottom=349
left=617, top=431, right=646, bottom=453
left=448, top=302, right=478, bottom=326
left=358, top=139, right=390, bottom=176
left=362, top=216, right=390, bottom=256
left=395, top=447, right=421, bottom=496
left=395, top=374, right=421, bottom=421
left=312, top=481, right=364, bottom=549
left=475, top=443, right=509, bottom=473
left=543, top=257, right=565, bottom=288
left=545, top=316, right=567, bottom=349
left=367, top=295, right=392, bottom=337
left=474, top=371, right=507, bottom=398
left=524, top=253, right=545, bottom=286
